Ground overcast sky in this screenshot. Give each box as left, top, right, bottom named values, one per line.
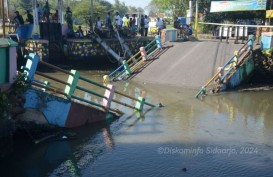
left=106, top=0, right=151, bottom=9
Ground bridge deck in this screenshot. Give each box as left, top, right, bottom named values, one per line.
left=134, top=40, right=243, bottom=88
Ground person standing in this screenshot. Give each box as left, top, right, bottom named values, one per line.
left=52, top=10, right=58, bottom=23
left=144, top=15, right=149, bottom=37
left=115, top=12, right=122, bottom=29
left=36, top=3, right=43, bottom=22
left=140, top=15, right=145, bottom=36
left=105, top=12, right=112, bottom=30
left=43, top=1, right=50, bottom=22
left=122, top=14, right=127, bottom=27
left=76, top=25, right=84, bottom=38
left=14, top=11, right=24, bottom=28
left=123, top=15, right=130, bottom=28
left=65, top=7, right=73, bottom=36
left=173, top=16, right=181, bottom=29
left=156, top=17, right=163, bottom=36
left=26, top=10, right=34, bottom=24
left=94, top=16, right=102, bottom=35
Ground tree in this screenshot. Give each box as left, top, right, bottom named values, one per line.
left=145, top=3, right=159, bottom=17
left=150, top=0, right=189, bottom=17
left=137, top=7, right=145, bottom=15
left=128, top=6, right=138, bottom=14
left=73, top=0, right=110, bottom=25
left=113, top=0, right=128, bottom=17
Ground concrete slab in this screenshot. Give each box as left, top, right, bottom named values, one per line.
left=134, top=40, right=243, bottom=88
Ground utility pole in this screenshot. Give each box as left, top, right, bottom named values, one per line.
left=194, top=0, right=199, bottom=38
left=90, top=0, right=94, bottom=30
left=189, top=0, right=193, bottom=24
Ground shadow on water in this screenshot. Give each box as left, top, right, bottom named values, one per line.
left=0, top=120, right=114, bottom=177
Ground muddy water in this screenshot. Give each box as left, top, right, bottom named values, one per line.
left=1, top=70, right=273, bottom=177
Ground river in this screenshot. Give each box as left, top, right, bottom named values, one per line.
left=1, top=69, right=273, bottom=177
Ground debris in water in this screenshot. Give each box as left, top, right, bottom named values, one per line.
left=157, top=102, right=164, bottom=107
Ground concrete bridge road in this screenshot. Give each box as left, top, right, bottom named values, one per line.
left=134, top=40, right=243, bottom=88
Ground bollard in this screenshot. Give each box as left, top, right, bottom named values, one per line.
left=64, top=70, right=80, bottom=98
left=103, top=75, right=110, bottom=83
left=135, top=97, right=145, bottom=111
left=155, top=35, right=162, bottom=49
left=122, top=60, right=131, bottom=75
left=102, top=84, right=115, bottom=110
left=140, top=47, right=148, bottom=61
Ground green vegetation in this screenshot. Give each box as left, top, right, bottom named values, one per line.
left=0, top=72, right=31, bottom=117
left=0, top=93, right=9, bottom=116
left=147, top=0, right=268, bottom=24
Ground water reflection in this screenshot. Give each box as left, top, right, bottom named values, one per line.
left=0, top=121, right=115, bottom=177
left=2, top=70, right=273, bottom=176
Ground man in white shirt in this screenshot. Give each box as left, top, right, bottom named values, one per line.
left=122, top=15, right=127, bottom=27
left=115, top=12, right=122, bottom=29
left=156, top=17, right=163, bottom=36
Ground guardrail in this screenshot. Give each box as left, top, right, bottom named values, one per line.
left=23, top=54, right=157, bottom=113
left=195, top=35, right=254, bottom=98
left=104, top=35, right=163, bottom=82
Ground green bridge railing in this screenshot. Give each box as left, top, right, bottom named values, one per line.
left=23, top=55, right=157, bottom=114
left=104, top=35, right=163, bottom=82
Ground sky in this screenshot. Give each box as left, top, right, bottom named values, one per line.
left=106, top=0, right=151, bottom=9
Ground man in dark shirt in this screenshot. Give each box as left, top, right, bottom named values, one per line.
left=14, top=11, right=24, bottom=27
left=140, top=15, right=145, bottom=36
left=26, top=10, right=34, bottom=24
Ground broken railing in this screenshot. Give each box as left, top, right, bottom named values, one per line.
left=23, top=53, right=157, bottom=113
left=103, top=35, right=163, bottom=82
left=195, top=35, right=254, bottom=98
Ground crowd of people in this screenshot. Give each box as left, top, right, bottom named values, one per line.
left=12, top=1, right=192, bottom=39
left=88, top=12, right=153, bottom=38
left=12, top=0, right=60, bottom=31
